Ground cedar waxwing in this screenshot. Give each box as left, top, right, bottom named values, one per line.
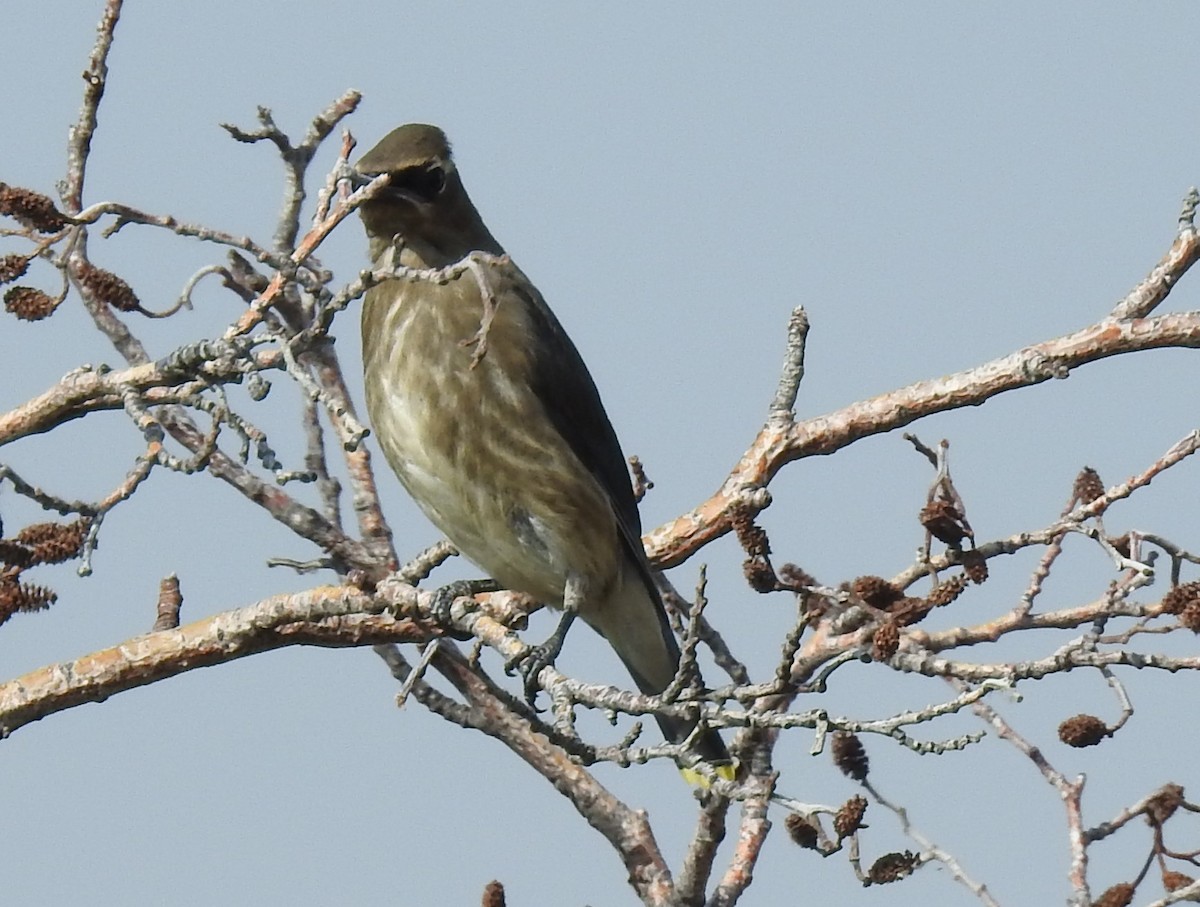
left=357, top=124, right=730, bottom=773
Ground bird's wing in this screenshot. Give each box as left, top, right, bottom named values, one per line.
left=510, top=270, right=734, bottom=768
left=507, top=274, right=651, bottom=563
left=506, top=267, right=676, bottom=638
left=504, top=268, right=667, bottom=602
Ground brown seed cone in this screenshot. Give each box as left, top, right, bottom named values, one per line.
left=1058, top=714, right=1109, bottom=748
left=22, top=520, right=87, bottom=565
left=77, top=261, right=141, bottom=312
left=0, top=577, right=16, bottom=625
left=871, top=621, right=900, bottom=661
left=784, top=813, right=819, bottom=849
left=0, top=252, right=30, bottom=284
left=4, top=285, right=56, bottom=320
left=1160, top=581, right=1200, bottom=615
left=1145, top=783, right=1185, bottom=825
left=743, top=556, right=777, bottom=593
left=152, top=574, right=183, bottom=632
left=1180, top=601, right=1200, bottom=634
left=961, top=549, right=988, bottom=584
left=0, top=183, right=68, bottom=232
left=16, top=523, right=58, bottom=545
left=481, top=880, right=506, bottom=907
left=732, top=511, right=776, bottom=591
left=834, top=795, right=868, bottom=841
left=0, top=576, right=57, bottom=621
left=1092, top=883, right=1134, bottom=907
left=852, top=575, right=903, bottom=610
left=0, top=540, right=35, bottom=569
left=920, top=499, right=968, bottom=545
left=832, top=731, right=869, bottom=781
left=16, top=583, right=56, bottom=611
left=1073, top=466, right=1105, bottom=504
left=927, top=574, right=969, bottom=607
left=892, top=596, right=934, bottom=627
left=1162, top=869, right=1195, bottom=892
left=867, top=850, right=918, bottom=884
left=777, top=563, right=815, bottom=591
left=730, top=509, right=770, bottom=558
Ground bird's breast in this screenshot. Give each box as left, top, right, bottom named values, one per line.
left=362, top=270, right=620, bottom=606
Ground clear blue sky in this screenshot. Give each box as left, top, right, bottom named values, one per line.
left=2, top=4, right=1199, bottom=905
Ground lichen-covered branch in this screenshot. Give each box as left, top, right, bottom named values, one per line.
left=0, top=582, right=422, bottom=737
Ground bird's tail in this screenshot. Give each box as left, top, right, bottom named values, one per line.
left=582, top=565, right=732, bottom=775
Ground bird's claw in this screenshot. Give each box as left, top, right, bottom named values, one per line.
left=504, top=608, right=576, bottom=704
left=429, top=579, right=496, bottom=641
left=504, top=640, right=561, bottom=705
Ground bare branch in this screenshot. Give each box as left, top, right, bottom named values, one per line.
left=768, top=305, right=809, bottom=418
left=648, top=302, right=1200, bottom=569
left=0, top=582, right=423, bottom=737
left=61, top=0, right=123, bottom=213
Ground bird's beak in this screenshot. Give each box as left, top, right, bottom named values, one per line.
left=350, top=168, right=380, bottom=190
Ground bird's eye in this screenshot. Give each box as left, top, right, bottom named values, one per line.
left=391, top=164, right=446, bottom=203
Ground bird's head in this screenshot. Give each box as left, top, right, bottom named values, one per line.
left=353, top=124, right=501, bottom=264
left=355, top=123, right=453, bottom=205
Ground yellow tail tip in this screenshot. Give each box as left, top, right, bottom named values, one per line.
left=680, top=762, right=738, bottom=788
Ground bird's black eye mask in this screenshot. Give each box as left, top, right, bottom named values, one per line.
left=384, top=163, right=447, bottom=204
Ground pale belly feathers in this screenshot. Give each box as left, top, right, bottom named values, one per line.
left=362, top=272, right=622, bottom=609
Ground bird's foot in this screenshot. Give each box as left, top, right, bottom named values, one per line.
left=504, top=610, right=576, bottom=704
left=505, top=640, right=561, bottom=704
left=430, top=579, right=498, bottom=641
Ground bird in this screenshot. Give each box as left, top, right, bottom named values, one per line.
left=355, top=123, right=730, bottom=776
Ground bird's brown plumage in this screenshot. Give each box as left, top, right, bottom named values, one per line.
left=357, top=124, right=729, bottom=771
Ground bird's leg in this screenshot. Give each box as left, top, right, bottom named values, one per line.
left=506, top=573, right=586, bottom=704
left=430, top=578, right=499, bottom=640
left=508, top=610, right=577, bottom=703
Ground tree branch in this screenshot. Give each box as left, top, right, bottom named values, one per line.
left=0, top=582, right=423, bottom=737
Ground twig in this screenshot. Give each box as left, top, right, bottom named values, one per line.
left=1110, top=187, right=1200, bottom=320
left=864, top=779, right=1000, bottom=906
left=394, top=640, right=441, bottom=708
left=221, top=91, right=361, bottom=255
left=962, top=684, right=1090, bottom=903
left=61, top=0, right=123, bottom=213
left=768, top=305, right=809, bottom=418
